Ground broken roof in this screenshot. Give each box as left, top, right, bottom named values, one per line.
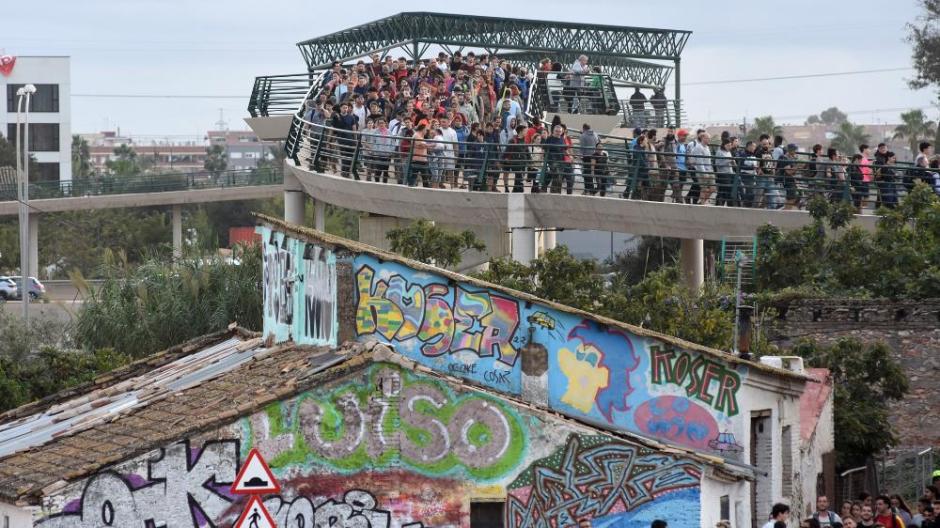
left=0, top=329, right=752, bottom=505
left=254, top=213, right=810, bottom=382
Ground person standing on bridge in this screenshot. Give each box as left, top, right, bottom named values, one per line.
left=543, top=125, right=568, bottom=194
left=569, top=55, right=590, bottom=114
left=331, top=102, right=359, bottom=179
left=630, top=88, right=648, bottom=128
left=651, top=89, right=668, bottom=128
left=691, top=132, right=716, bottom=204
left=579, top=124, right=600, bottom=194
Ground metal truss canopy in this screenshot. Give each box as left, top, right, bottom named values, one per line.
left=297, top=12, right=691, bottom=73
left=497, top=51, right=673, bottom=89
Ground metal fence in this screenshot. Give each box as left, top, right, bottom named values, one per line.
left=248, top=72, right=326, bottom=117
left=878, top=448, right=936, bottom=504
left=288, top=120, right=937, bottom=212
left=0, top=167, right=284, bottom=201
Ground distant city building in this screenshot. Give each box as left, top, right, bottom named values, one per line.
left=0, top=56, right=72, bottom=182
left=207, top=130, right=273, bottom=170
left=80, top=130, right=273, bottom=173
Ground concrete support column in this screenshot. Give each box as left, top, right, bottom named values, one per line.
left=171, top=205, right=182, bottom=260
left=508, top=193, right=537, bottom=265
left=540, top=228, right=556, bottom=256
left=314, top=199, right=326, bottom=231
left=27, top=214, right=38, bottom=278
left=284, top=190, right=306, bottom=225
left=511, top=228, right=537, bottom=265
left=680, top=238, right=704, bottom=293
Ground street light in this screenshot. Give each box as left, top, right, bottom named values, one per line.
left=15, top=83, right=36, bottom=322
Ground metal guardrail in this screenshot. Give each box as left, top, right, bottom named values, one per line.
left=0, top=167, right=284, bottom=201
left=621, top=98, right=686, bottom=129
left=248, top=73, right=324, bottom=118
left=529, top=71, right=623, bottom=118
left=289, top=119, right=936, bottom=212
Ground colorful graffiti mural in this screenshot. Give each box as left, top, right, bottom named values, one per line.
left=548, top=323, right=745, bottom=454
left=354, top=257, right=524, bottom=392
left=259, top=227, right=338, bottom=346
left=343, top=254, right=746, bottom=454
left=243, top=364, right=526, bottom=481
left=37, top=440, right=239, bottom=527
left=649, top=345, right=741, bottom=416
left=507, top=434, right=702, bottom=528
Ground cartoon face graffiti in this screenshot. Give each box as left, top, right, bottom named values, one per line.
left=556, top=322, right=640, bottom=421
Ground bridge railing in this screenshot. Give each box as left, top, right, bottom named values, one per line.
left=248, top=72, right=327, bottom=118
left=290, top=119, right=937, bottom=211
left=0, top=167, right=284, bottom=202
left=620, top=99, right=686, bottom=129
left=528, top=71, right=623, bottom=118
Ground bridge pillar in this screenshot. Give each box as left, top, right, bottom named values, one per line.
left=27, top=214, right=38, bottom=278
left=171, top=205, right=182, bottom=260
left=508, top=194, right=537, bottom=265
left=540, top=228, right=556, bottom=256
left=680, top=238, right=704, bottom=293
left=284, top=190, right=306, bottom=225
left=314, top=200, right=326, bottom=231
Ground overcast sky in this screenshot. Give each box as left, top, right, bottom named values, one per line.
left=4, top=0, right=935, bottom=137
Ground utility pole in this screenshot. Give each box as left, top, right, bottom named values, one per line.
left=15, top=84, right=36, bottom=323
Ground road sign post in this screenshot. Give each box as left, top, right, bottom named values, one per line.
left=231, top=448, right=280, bottom=527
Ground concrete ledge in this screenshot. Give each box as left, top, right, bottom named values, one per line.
left=0, top=185, right=283, bottom=216
left=288, top=161, right=880, bottom=240
left=244, top=116, right=294, bottom=141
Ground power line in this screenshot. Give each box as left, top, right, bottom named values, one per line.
left=73, top=93, right=245, bottom=99
left=684, top=67, right=912, bottom=86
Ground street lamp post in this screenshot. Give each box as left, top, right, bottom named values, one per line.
left=15, top=84, right=36, bottom=322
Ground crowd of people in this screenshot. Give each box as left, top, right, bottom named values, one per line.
left=298, top=52, right=940, bottom=210
left=758, top=486, right=940, bottom=528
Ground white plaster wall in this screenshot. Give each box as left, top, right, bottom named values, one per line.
left=0, top=56, right=72, bottom=181
left=735, top=368, right=806, bottom=525
left=0, top=501, right=33, bottom=528
left=797, top=392, right=835, bottom=518
left=701, top=476, right=750, bottom=528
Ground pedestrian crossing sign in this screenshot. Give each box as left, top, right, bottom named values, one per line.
left=233, top=496, right=277, bottom=528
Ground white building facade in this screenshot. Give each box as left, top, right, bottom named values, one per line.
left=0, top=56, right=72, bottom=182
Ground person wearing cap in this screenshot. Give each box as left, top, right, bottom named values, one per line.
left=671, top=129, right=691, bottom=203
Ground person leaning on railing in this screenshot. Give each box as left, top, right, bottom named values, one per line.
left=691, top=132, right=715, bottom=204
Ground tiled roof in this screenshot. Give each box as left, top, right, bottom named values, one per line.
left=0, top=329, right=364, bottom=504
left=799, top=367, right=833, bottom=443
left=0, top=329, right=756, bottom=505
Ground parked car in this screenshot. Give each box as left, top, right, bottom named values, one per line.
left=6, top=276, right=45, bottom=300
left=0, top=277, right=17, bottom=300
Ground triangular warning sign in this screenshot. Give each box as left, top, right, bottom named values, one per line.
left=231, top=448, right=281, bottom=495
left=234, top=496, right=277, bottom=528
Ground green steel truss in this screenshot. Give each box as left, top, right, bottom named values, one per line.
left=296, top=12, right=690, bottom=89
left=496, top=51, right=673, bottom=88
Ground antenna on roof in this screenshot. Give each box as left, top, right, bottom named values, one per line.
left=215, top=108, right=228, bottom=132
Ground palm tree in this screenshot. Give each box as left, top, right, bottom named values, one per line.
left=830, top=122, right=871, bottom=156
left=745, top=116, right=783, bottom=143
left=893, top=109, right=936, bottom=157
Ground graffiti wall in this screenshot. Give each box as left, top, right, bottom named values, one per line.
left=349, top=255, right=746, bottom=454
left=36, top=363, right=704, bottom=528
left=355, top=256, right=525, bottom=393
left=507, top=434, right=702, bottom=528
left=260, top=226, right=337, bottom=346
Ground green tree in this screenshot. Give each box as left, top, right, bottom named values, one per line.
left=477, top=247, right=737, bottom=351
left=806, top=107, right=848, bottom=126
left=908, top=0, right=940, bottom=92
left=204, top=144, right=228, bottom=175
left=73, top=244, right=263, bottom=358
left=606, top=236, right=680, bottom=285
left=386, top=219, right=485, bottom=268
left=893, top=109, right=937, bottom=156
left=745, top=116, right=783, bottom=143
left=71, top=135, right=93, bottom=180
left=790, top=337, right=908, bottom=467
left=829, top=121, right=871, bottom=156
left=756, top=186, right=940, bottom=298
left=105, top=143, right=142, bottom=177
